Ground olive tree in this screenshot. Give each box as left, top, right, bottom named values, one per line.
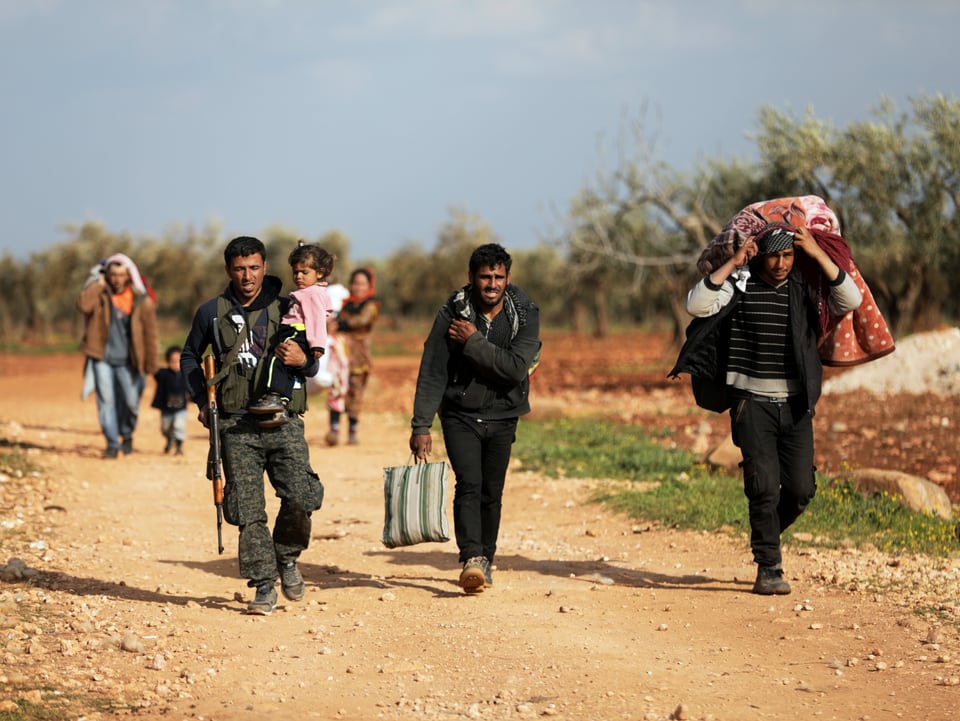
left=754, top=94, right=960, bottom=335
left=559, top=113, right=769, bottom=344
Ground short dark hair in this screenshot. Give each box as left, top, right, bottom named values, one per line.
left=469, top=243, right=512, bottom=274
left=289, top=243, right=335, bottom=279
left=224, top=236, right=266, bottom=266
left=165, top=345, right=182, bottom=361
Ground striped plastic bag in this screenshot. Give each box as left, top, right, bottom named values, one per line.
left=381, top=457, right=451, bottom=548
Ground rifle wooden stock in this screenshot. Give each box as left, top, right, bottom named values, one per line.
left=202, top=354, right=225, bottom=555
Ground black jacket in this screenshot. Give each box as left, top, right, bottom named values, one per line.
left=180, top=276, right=317, bottom=413
left=669, top=273, right=824, bottom=414
left=411, top=285, right=541, bottom=434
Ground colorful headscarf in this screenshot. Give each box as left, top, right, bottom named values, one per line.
left=345, top=267, right=376, bottom=304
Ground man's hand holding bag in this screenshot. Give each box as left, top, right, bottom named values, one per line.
left=382, top=456, right=450, bottom=548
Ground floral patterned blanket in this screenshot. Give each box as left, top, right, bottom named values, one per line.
left=697, top=195, right=894, bottom=367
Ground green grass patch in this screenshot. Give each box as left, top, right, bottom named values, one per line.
left=791, top=480, right=958, bottom=557
left=0, top=695, right=128, bottom=720
left=513, top=417, right=959, bottom=557
left=514, top=417, right=695, bottom=481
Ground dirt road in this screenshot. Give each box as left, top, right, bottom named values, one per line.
left=1, top=347, right=959, bottom=720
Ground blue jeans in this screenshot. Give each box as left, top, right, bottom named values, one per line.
left=161, top=409, right=188, bottom=442
left=730, top=396, right=817, bottom=568
left=441, top=414, right=518, bottom=564
left=92, top=359, right=145, bottom=450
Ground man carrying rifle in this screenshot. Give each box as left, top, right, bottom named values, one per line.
left=181, top=236, right=324, bottom=616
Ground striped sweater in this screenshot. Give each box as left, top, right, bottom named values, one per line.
left=726, top=277, right=800, bottom=397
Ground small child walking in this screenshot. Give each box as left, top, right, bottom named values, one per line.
left=152, top=345, right=188, bottom=454
left=249, top=243, right=335, bottom=427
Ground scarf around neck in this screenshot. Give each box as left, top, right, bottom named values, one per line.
left=449, top=284, right=527, bottom=338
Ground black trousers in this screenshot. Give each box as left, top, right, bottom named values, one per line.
left=730, top=396, right=816, bottom=568
left=441, top=414, right=518, bottom=564
left=265, top=326, right=308, bottom=399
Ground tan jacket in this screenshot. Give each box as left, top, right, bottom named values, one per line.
left=77, top=280, right=159, bottom=376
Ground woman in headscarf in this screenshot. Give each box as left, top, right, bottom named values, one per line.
left=325, top=268, right=381, bottom=445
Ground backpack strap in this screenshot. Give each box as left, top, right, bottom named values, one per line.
left=209, top=297, right=264, bottom=387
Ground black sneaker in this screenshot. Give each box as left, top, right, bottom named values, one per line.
left=459, top=557, right=486, bottom=594
left=164, top=437, right=173, bottom=454
left=278, top=561, right=305, bottom=601
left=249, top=392, right=287, bottom=414
left=246, top=582, right=278, bottom=615
left=120, top=438, right=133, bottom=455
left=752, top=565, right=791, bottom=595
left=103, top=447, right=119, bottom=459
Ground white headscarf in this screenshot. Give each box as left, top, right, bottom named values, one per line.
left=103, top=252, right=147, bottom=296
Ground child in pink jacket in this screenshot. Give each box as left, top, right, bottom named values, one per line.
left=249, top=243, right=335, bottom=425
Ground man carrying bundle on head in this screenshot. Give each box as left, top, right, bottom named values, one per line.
left=670, top=219, right=862, bottom=595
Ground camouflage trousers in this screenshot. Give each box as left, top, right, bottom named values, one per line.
left=219, top=414, right=324, bottom=586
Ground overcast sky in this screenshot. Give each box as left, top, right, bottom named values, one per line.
left=1, top=0, right=957, bottom=262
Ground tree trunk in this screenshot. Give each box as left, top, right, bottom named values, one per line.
left=891, top=272, right=925, bottom=338
left=656, top=267, right=692, bottom=354
left=593, top=285, right=608, bottom=338
left=572, top=298, right=588, bottom=334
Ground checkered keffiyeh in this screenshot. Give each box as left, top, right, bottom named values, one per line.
left=755, top=224, right=795, bottom=254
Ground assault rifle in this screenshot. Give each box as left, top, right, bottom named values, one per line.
left=202, top=354, right=225, bottom=555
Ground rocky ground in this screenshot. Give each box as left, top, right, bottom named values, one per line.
left=1, top=329, right=959, bottom=720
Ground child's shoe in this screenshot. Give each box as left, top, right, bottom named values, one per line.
left=258, top=411, right=291, bottom=429
left=249, top=392, right=287, bottom=414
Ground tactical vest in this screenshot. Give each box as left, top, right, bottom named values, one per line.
left=209, top=295, right=308, bottom=415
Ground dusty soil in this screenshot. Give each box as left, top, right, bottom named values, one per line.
left=2, top=331, right=959, bottom=721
